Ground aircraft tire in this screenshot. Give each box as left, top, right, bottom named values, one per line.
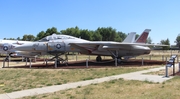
left=96, top=55, right=102, bottom=62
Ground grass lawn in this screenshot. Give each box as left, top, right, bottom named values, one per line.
left=0, top=66, right=157, bottom=94
left=22, top=76, right=180, bottom=99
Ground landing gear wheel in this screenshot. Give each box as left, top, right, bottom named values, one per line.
left=117, top=57, right=122, bottom=63
left=96, top=55, right=102, bottom=62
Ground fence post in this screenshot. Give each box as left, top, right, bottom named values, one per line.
left=26, top=58, right=28, bottom=66
left=29, top=58, right=32, bottom=68
left=3, top=59, right=5, bottom=68
left=165, top=65, right=169, bottom=77
left=177, top=56, right=179, bottom=63
left=162, top=55, right=164, bottom=61
left=76, top=55, right=77, bottom=61
left=55, top=59, right=57, bottom=68
left=179, top=62, right=180, bottom=72
left=86, top=59, right=88, bottom=68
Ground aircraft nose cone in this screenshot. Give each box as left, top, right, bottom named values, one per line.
left=15, top=43, right=34, bottom=51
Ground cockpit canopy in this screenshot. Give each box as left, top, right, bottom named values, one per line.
left=38, top=34, right=77, bottom=42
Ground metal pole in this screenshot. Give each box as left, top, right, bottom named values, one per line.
left=173, top=59, right=175, bottom=76
left=34, top=57, right=36, bottom=63
left=22, top=56, right=23, bottom=62
left=76, top=55, right=77, bottom=61
left=115, top=58, right=117, bottom=66
left=162, top=55, right=164, bottom=61
left=8, top=56, right=10, bottom=67
left=177, top=56, right=179, bottom=63
left=165, top=65, right=168, bottom=77
left=43, top=57, right=45, bottom=64
left=149, top=55, right=151, bottom=60
left=46, top=59, right=48, bottom=66
left=55, top=59, right=57, bottom=68
left=29, top=58, right=32, bottom=68
left=86, top=59, right=88, bottom=68
left=9, top=55, right=11, bottom=62
left=142, top=57, right=144, bottom=66
left=3, top=59, right=5, bottom=68
left=26, top=58, right=28, bottom=66
left=179, top=62, right=180, bottom=72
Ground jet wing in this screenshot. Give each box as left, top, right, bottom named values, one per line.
left=69, top=42, right=168, bottom=51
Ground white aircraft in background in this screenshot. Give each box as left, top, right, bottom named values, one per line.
left=0, top=40, right=35, bottom=60
left=14, top=29, right=153, bottom=66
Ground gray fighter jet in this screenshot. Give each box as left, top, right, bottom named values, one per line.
left=14, top=29, right=153, bottom=66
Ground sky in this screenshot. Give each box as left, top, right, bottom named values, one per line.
left=1, top=0, right=180, bottom=45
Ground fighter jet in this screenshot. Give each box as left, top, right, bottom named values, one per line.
left=0, top=32, right=134, bottom=58
left=14, top=29, right=153, bottom=66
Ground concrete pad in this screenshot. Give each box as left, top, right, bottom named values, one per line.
left=0, top=94, right=10, bottom=99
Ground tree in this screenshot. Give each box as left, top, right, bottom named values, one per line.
left=92, top=31, right=102, bottom=41
left=116, top=32, right=127, bottom=42
left=35, top=31, right=45, bottom=41
left=80, top=29, right=93, bottom=40
left=61, top=26, right=80, bottom=37
left=3, top=38, right=15, bottom=40
left=135, top=34, right=139, bottom=40
left=17, top=37, right=21, bottom=40
left=176, top=35, right=180, bottom=48
left=35, top=27, right=60, bottom=41
left=22, top=34, right=35, bottom=41
left=96, top=27, right=117, bottom=41
left=45, top=27, right=60, bottom=36
left=160, top=38, right=170, bottom=50
left=146, top=37, right=152, bottom=44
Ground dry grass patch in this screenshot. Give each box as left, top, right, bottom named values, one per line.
left=0, top=66, right=155, bottom=94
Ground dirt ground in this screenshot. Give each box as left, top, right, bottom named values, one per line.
left=1, top=59, right=166, bottom=69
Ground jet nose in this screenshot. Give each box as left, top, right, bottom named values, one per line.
left=15, top=43, right=34, bottom=51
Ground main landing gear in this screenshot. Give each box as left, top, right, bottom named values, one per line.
left=108, top=50, right=122, bottom=66
left=50, top=53, right=68, bottom=67
left=96, top=55, right=102, bottom=62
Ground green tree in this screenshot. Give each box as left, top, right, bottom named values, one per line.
left=80, top=29, right=93, bottom=40
left=160, top=38, right=170, bottom=50
left=92, top=31, right=102, bottom=41
left=35, top=27, right=60, bottom=41
left=45, top=27, right=60, bottom=36
left=22, top=34, right=35, bottom=41
left=116, top=32, right=127, bottom=42
left=17, top=37, right=21, bottom=40
left=176, top=35, right=180, bottom=48
left=135, top=34, right=140, bottom=40
left=35, top=31, right=45, bottom=41
left=147, top=37, right=152, bottom=44
left=96, top=27, right=117, bottom=41
left=61, top=26, right=80, bottom=37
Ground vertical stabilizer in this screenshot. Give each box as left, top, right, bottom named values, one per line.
left=122, top=32, right=136, bottom=43
left=135, top=29, right=151, bottom=43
